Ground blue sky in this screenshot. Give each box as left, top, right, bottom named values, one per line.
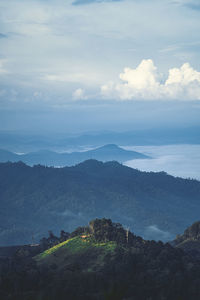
left=0, top=0, right=200, bottom=133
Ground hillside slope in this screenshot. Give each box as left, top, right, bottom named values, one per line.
left=0, top=160, right=200, bottom=245
left=1, top=219, right=200, bottom=300
left=173, top=221, right=200, bottom=259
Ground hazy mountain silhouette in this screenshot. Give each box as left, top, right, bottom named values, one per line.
left=0, top=127, right=199, bottom=152
left=0, top=144, right=149, bottom=166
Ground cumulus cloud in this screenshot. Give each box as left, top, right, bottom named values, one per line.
left=101, top=59, right=200, bottom=100
left=119, top=59, right=159, bottom=90
left=166, top=62, right=200, bottom=85
left=72, top=88, right=87, bottom=100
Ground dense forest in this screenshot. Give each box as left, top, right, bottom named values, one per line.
left=0, top=218, right=200, bottom=300
left=0, top=160, right=200, bottom=245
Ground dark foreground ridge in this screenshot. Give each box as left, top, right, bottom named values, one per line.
left=0, top=218, right=200, bottom=300
left=172, top=221, right=200, bottom=259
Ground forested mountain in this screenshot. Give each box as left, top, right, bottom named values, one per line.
left=0, top=218, right=200, bottom=300
left=172, top=221, right=200, bottom=259
left=0, top=144, right=149, bottom=166
left=0, top=160, right=200, bottom=246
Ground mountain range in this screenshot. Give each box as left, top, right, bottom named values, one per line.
left=0, top=127, right=199, bottom=152
left=0, top=144, right=149, bottom=166
left=0, top=160, right=200, bottom=246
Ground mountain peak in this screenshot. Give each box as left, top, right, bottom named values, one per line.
left=0, top=144, right=149, bottom=166
left=99, top=144, right=120, bottom=149
left=73, top=159, right=104, bottom=169
left=93, top=144, right=126, bottom=152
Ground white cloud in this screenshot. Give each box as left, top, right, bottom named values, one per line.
left=72, top=88, right=86, bottom=100
left=119, top=59, right=159, bottom=90
left=101, top=59, right=200, bottom=100
left=1, top=0, right=200, bottom=103
left=166, top=62, right=200, bottom=85
left=44, top=71, right=103, bottom=85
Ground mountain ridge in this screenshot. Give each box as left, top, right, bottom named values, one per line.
left=0, top=144, right=149, bottom=166
left=0, top=127, right=200, bottom=152
left=0, top=160, right=200, bottom=246
left=172, top=221, right=200, bottom=259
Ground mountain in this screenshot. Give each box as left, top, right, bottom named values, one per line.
left=0, top=160, right=200, bottom=246
left=81, top=144, right=149, bottom=161
left=0, top=144, right=149, bottom=166
left=0, top=148, right=19, bottom=161
left=0, top=219, right=200, bottom=300
left=172, top=221, right=200, bottom=259
left=0, top=127, right=200, bottom=152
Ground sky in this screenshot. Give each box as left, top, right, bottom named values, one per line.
left=0, top=0, right=200, bottom=133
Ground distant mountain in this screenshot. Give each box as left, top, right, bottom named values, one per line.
left=1, top=218, right=200, bottom=300
left=172, top=221, right=200, bottom=259
left=0, top=160, right=200, bottom=246
left=0, top=127, right=199, bottom=152
left=0, top=149, right=19, bottom=161
left=0, top=144, right=149, bottom=166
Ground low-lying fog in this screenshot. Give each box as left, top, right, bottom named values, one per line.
left=123, top=144, right=200, bottom=181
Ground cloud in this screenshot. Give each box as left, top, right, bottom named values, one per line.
left=173, top=0, right=200, bottom=10
left=186, top=3, right=200, bottom=10
left=72, top=88, right=87, bottom=100
left=1, top=0, right=200, bottom=105
left=44, top=71, right=104, bottom=86
left=182, top=0, right=200, bottom=10
left=0, top=33, right=7, bottom=38
left=125, top=144, right=200, bottom=180
left=145, top=225, right=172, bottom=241
left=72, top=0, right=122, bottom=5
left=101, top=59, right=200, bottom=100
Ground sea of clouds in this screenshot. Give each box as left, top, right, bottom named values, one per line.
left=124, top=144, right=200, bottom=181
